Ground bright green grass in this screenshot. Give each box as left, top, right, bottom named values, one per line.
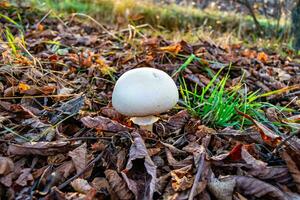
left=178, top=57, right=293, bottom=129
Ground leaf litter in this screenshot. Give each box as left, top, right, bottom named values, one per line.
left=0, top=3, right=299, bottom=200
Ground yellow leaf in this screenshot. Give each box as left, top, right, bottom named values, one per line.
left=95, top=58, right=116, bottom=76
left=18, top=83, right=30, bottom=93
left=257, top=52, right=268, bottom=63
left=159, top=43, right=182, bottom=54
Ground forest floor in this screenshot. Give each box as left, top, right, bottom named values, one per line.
left=0, top=2, right=300, bottom=200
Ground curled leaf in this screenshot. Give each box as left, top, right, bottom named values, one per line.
left=71, top=178, right=92, bottom=194
left=81, top=116, right=131, bottom=132
left=171, top=164, right=193, bottom=192
left=281, top=151, right=300, bottom=193
left=121, top=131, right=156, bottom=200
left=8, top=141, right=78, bottom=156
left=105, top=169, right=134, bottom=200
left=236, top=110, right=281, bottom=146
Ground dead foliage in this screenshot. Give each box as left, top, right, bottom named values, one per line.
left=0, top=4, right=299, bottom=200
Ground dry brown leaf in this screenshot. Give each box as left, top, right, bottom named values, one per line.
left=281, top=151, right=300, bottom=193
left=155, top=110, right=189, bottom=136
left=100, top=106, right=123, bottom=120
left=116, top=149, right=127, bottom=172
left=121, top=131, right=156, bottom=200
left=81, top=116, right=131, bottom=132
left=70, top=178, right=92, bottom=194
left=105, top=169, right=134, bottom=200
left=208, top=176, right=236, bottom=200
left=68, top=143, right=93, bottom=178
left=236, top=110, right=281, bottom=146
left=159, top=43, right=182, bottom=54
left=241, top=145, right=267, bottom=170
left=165, top=148, right=193, bottom=168
left=171, top=164, right=194, bottom=192
left=55, top=161, right=76, bottom=179
left=91, top=177, right=110, bottom=191
left=0, top=157, right=14, bottom=175
left=156, top=173, right=171, bottom=195
left=8, top=141, right=78, bottom=156
left=16, top=168, right=33, bottom=186
left=233, top=175, right=288, bottom=200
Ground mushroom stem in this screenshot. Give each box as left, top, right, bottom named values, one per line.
left=139, top=124, right=154, bottom=132
left=130, top=116, right=159, bottom=132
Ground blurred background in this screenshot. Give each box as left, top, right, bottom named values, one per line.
left=3, top=0, right=300, bottom=55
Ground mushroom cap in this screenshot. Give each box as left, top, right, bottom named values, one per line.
left=112, top=67, right=179, bottom=117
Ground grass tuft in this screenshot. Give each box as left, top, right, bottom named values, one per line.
left=179, top=63, right=294, bottom=129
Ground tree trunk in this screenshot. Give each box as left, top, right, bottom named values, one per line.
left=292, top=0, right=300, bottom=50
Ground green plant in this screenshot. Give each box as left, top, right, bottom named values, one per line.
left=179, top=66, right=292, bottom=128
left=4, top=27, right=17, bottom=55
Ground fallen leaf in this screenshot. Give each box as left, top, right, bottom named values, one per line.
left=95, top=57, right=116, bottom=76
left=8, top=141, right=78, bottom=156
left=18, top=82, right=31, bottom=93
left=241, top=145, right=267, bottom=170
left=233, top=175, right=288, bottom=200
left=105, top=169, right=134, bottom=200
left=228, top=143, right=243, bottom=161
left=208, top=176, right=236, bottom=200
left=68, top=143, right=93, bottom=178
left=0, top=157, right=14, bottom=175
left=81, top=116, right=131, bottom=132
left=100, top=106, right=123, bottom=120
left=121, top=131, right=156, bottom=200
left=16, top=168, right=33, bottom=186
left=71, top=178, right=92, bottom=194
left=281, top=151, right=300, bottom=193
left=171, top=164, right=193, bottom=192
left=159, top=43, right=182, bottom=54
left=155, top=110, right=190, bottom=136
left=236, top=110, right=281, bottom=146
left=257, top=52, right=268, bottom=63
left=43, top=95, right=84, bottom=124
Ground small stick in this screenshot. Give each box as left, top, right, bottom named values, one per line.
left=273, top=129, right=300, bottom=153
left=63, top=136, right=112, bottom=141
left=0, top=94, right=78, bottom=100
left=188, top=153, right=205, bottom=200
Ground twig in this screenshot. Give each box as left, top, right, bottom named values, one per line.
left=2, top=125, right=30, bottom=142
left=71, top=13, right=121, bottom=42
left=188, top=153, right=205, bottom=200
left=273, top=129, right=300, bottom=153
left=0, top=94, right=78, bottom=100
left=36, top=10, right=52, bottom=26
left=63, top=136, right=112, bottom=141
left=57, top=152, right=103, bottom=190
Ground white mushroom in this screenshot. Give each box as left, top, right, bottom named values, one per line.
left=112, top=67, right=179, bottom=131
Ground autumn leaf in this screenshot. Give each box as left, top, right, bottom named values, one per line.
left=121, top=131, right=156, bottom=200
left=81, top=116, right=131, bottom=132
left=159, top=43, right=182, bottom=54
left=236, top=109, right=282, bottom=146
left=257, top=52, right=268, bottom=63
left=171, top=164, right=194, bottom=192
left=68, top=143, right=93, bottom=178
left=281, top=151, right=300, bottom=193
left=8, top=141, right=79, bottom=156
left=227, top=143, right=243, bottom=161
left=18, top=82, right=31, bottom=93
left=71, top=178, right=92, bottom=194
left=0, top=157, right=14, bottom=175
left=105, top=169, right=134, bottom=200
left=95, top=57, right=116, bottom=76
